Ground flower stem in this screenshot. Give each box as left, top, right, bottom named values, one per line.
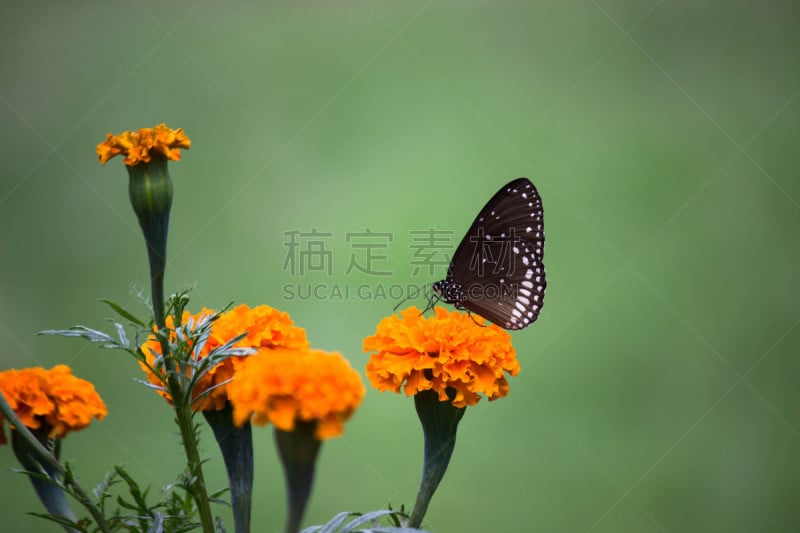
left=274, top=422, right=321, bottom=533
left=408, top=389, right=465, bottom=528
left=0, top=393, right=111, bottom=533
left=11, top=431, right=77, bottom=532
left=152, top=320, right=215, bottom=532
left=204, top=405, right=253, bottom=533
left=127, top=156, right=215, bottom=532
left=173, top=400, right=216, bottom=532
left=151, top=325, right=217, bottom=531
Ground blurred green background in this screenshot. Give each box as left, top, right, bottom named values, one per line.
left=2, top=1, right=799, bottom=531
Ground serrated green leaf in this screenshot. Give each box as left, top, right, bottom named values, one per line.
left=359, top=527, right=430, bottom=533
left=315, top=511, right=357, bottom=533
left=302, top=510, right=432, bottom=533
left=39, top=326, right=114, bottom=343
left=132, top=377, right=166, bottom=392
left=110, top=320, right=130, bottom=349
left=346, top=510, right=401, bottom=529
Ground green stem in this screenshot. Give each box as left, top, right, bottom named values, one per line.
left=126, top=156, right=213, bottom=531
left=408, top=389, right=465, bottom=528
left=173, top=399, right=216, bottom=532
left=0, top=393, right=111, bottom=533
left=151, top=268, right=167, bottom=334
left=150, top=284, right=215, bottom=533
left=274, top=422, right=321, bottom=533
left=131, top=161, right=215, bottom=532
left=204, top=406, right=253, bottom=533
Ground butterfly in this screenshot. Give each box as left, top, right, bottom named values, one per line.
left=432, top=177, right=546, bottom=330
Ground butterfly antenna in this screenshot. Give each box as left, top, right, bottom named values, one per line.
left=392, top=283, right=431, bottom=313
left=392, top=292, right=414, bottom=312
left=419, top=288, right=441, bottom=317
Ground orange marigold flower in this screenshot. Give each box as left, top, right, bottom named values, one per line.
left=97, top=123, right=191, bottom=166
left=363, top=306, right=520, bottom=408
left=228, top=348, right=365, bottom=440
left=211, top=303, right=309, bottom=353
left=0, top=365, right=107, bottom=443
left=141, top=304, right=308, bottom=411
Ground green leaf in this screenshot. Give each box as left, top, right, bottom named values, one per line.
left=358, top=527, right=430, bottom=533
left=116, top=495, right=139, bottom=512
left=317, top=511, right=353, bottom=533
left=110, top=320, right=130, bottom=349
left=27, top=511, right=82, bottom=531
left=39, top=326, right=114, bottom=344
left=345, top=510, right=407, bottom=529
left=302, top=510, right=432, bottom=533
left=92, top=470, right=119, bottom=500
left=147, top=513, right=164, bottom=533
left=98, top=298, right=146, bottom=327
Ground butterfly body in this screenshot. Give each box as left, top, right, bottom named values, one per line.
left=433, top=177, right=546, bottom=330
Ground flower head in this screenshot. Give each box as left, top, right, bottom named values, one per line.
left=0, top=365, right=107, bottom=443
left=228, top=348, right=365, bottom=440
left=211, top=303, right=310, bottom=352
left=97, top=124, right=191, bottom=166
left=363, top=306, right=519, bottom=408
left=141, top=304, right=309, bottom=411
